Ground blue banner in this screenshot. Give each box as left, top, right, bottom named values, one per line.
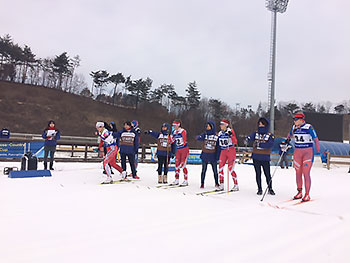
left=150, top=147, right=202, bottom=164
left=0, top=142, right=45, bottom=158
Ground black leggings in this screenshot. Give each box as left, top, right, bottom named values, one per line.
left=253, top=159, right=272, bottom=190
left=157, top=155, right=171, bottom=175
left=121, top=153, right=137, bottom=177
left=44, top=146, right=56, bottom=169
left=201, top=161, right=218, bottom=185
left=280, top=154, right=289, bottom=168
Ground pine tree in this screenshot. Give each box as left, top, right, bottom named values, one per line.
left=90, top=70, right=109, bottom=95
left=53, top=52, right=71, bottom=89
left=109, top=73, right=125, bottom=105
left=21, top=45, right=36, bottom=83
left=126, top=77, right=152, bottom=109
left=334, top=104, right=345, bottom=114
left=302, top=102, right=316, bottom=112
left=208, top=98, right=225, bottom=122
left=283, top=103, right=300, bottom=115
left=186, top=81, right=201, bottom=109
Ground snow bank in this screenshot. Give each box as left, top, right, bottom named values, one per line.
left=0, top=162, right=349, bottom=263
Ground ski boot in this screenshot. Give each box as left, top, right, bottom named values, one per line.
left=163, top=175, right=168, bottom=184
left=293, top=188, right=303, bottom=200
left=231, top=184, right=239, bottom=192
left=171, top=179, right=179, bottom=185
left=302, top=193, right=311, bottom=202
left=257, top=189, right=263, bottom=195
left=158, top=175, right=163, bottom=184
left=217, top=183, right=224, bottom=191
left=180, top=180, right=188, bottom=186
left=268, top=189, right=275, bottom=195
left=121, top=171, right=127, bottom=180
left=102, top=176, right=113, bottom=184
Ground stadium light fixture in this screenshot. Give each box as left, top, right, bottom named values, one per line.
left=266, top=0, right=289, bottom=133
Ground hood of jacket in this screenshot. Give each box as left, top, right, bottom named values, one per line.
left=258, top=117, right=270, bottom=134
left=161, top=123, right=171, bottom=135
left=206, top=120, right=217, bottom=135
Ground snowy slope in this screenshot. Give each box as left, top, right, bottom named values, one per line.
left=0, top=161, right=349, bottom=263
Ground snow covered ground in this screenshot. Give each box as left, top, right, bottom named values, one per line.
left=1, top=161, right=349, bottom=263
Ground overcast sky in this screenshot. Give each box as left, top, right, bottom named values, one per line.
left=1, top=0, right=349, bottom=109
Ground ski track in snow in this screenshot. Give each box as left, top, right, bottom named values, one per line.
left=0, top=161, right=349, bottom=263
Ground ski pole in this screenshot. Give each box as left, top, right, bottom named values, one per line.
left=166, top=136, right=170, bottom=176
left=227, top=165, right=229, bottom=193
left=260, top=149, right=287, bottom=202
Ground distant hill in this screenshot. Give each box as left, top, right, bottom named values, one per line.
left=0, top=81, right=177, bottom=145
left=1, top=81, right=349, bottom=144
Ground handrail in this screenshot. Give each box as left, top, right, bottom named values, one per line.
left=326, top=153, right=350, bottom=170
left=8, top=133, right=98, bottom=144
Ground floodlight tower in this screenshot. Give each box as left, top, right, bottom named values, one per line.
left=266, top=0, right=289, bottom=133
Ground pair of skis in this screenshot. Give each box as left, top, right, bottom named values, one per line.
left=100, top=178, right=139, bottom=185
left=196, top=188, right=237, bottom=196
left=265, top=198, right=314, bottom=209
left=156, top=183, right=188, bottom=189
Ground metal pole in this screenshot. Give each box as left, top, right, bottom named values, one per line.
left=268, top=10, right=278, bottom=133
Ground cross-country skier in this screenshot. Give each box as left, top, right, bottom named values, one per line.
left=131, top=120, right=141, bottom=171
left=287, top=112, right=320, bottom=202
left=279, top=139, right=292, bottom=169
left=217, top=120, right=238, bottom=191
left=195, top=121, right=219, bottom=189
left=117, top=121, right=139, bottom=179
left=100, top=122, right=118, bottom=175
left=172, top=120, right=189, bottom=186
left=96, top=121, right=123, bottom=183
left=144, top=123, right=176, bottom=184
left=246, top=117, right=275, bottom=195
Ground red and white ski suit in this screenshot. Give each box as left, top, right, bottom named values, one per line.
left=288, top=123, right=320, bottom=194
left=217, top=128, right=238, bottom=185
left=173, top=128, right=189, bottom=180
left=99, top=129, right=123, bottom=177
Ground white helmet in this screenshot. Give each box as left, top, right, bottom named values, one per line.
left=96, top=122, right=104, bottom=128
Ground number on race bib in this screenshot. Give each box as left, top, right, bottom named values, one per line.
left=295, top=135, right=305, bottom=142
left=220, top=139, right=228, bottom=146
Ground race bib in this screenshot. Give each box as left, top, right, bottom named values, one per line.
left=175, top=137, right=184, bottom=146
left=219, top=137, right=232, bottom=147
left=160, top=138, right=169, bottom=147
left=294, top=134, right=313, bottom=144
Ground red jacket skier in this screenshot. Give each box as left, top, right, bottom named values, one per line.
left=96, top=121, right=123, bottom=184
left=217, top=120, right=238, bottom=191
left=287, top=112, right=320, bottom=202
left=172, top=120, right=189, bottom=186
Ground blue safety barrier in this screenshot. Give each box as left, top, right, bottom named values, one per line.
left=9, top=170, right=52, bottom=178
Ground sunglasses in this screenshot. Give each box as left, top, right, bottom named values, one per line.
left=293, top=117, right=303, bottom=121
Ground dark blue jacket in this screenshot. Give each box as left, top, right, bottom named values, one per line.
left=148, top=129, right=176, bottom=157
left=196, top=121, right=219, bottom=163
left=42, top=129, right=61, bottom=147
left=117, top=128, right=139, bottom=155
left=247, top=118, right=274, bottom=161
